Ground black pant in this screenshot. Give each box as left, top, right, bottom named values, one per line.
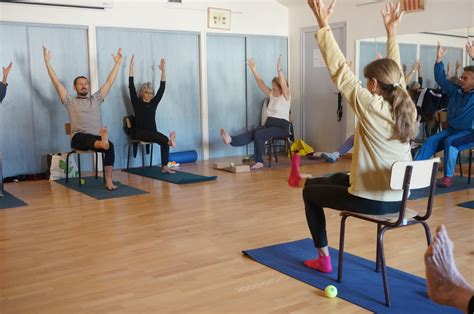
left=303, top=173, right=401, bottom=248
left=231, top=117, right=289, bottom=163
left=135, top=128, right=170, bottom=166
left=71, top=133, right=115, bottom=166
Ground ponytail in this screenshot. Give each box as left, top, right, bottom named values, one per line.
left=364, top=58, right=417, bottom=143
left=381, top=85, right=417, bottom=143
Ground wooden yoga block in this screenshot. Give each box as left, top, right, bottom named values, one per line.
left=213, top=162, right=250, bottom=173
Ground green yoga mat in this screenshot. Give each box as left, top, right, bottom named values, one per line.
left=123, top=166, right=217, bottom=184
left=0, top=191, right=27, bottom=209
left=55, top=176, right=148, bottom=200
left=457, top=200, right=474, bottom=209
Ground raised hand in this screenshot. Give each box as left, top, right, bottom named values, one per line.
left=376, top=51, right=383, bottom=60
left=112, top=48, right=123, bottom=64
left=466, top=40, right=474, bottom=59
left=307, top=0, right=336, bottom=28
left=455, top=60, right=461, bottom=73
left=436, top=42, right=448, bottom=63
left=43, top=46, right=51, bottom=64
left=381, top=2, right=404, bottom=34
left=412, top=60, right=420, bottom=72
left=130, top=54, right=135, bottom=66
left=346, top=60, right=353, bottom=70
left=247, top=58, right=256, bottom=70
left=2, top=62, right=13, bottom=81
left=158, top=58, right=166, bottom=71
left=277, top=55, right=283, bottom=72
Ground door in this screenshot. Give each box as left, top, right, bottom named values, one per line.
left=302, top=23, right=346, bottom=152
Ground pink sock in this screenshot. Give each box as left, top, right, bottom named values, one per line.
left=288, top=153, right=302, bottom=187
left=304, top=255, right=332, bottom=273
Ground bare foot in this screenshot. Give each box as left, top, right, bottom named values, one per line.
left=99, top=126, right=110, bottom=150
left=251, top=162, right=264, bottom=170
left=161, top=166, right=176, bottom=174
left=105, top=181, right=118, bottom=190
left=424, top=225, right=473, bottom=310
left=220, top=128, right=231, bottom=145
left=169, top=131, right=176, bottom=148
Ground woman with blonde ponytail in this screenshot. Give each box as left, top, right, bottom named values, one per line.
left=287, top=1, right=417, bottom=274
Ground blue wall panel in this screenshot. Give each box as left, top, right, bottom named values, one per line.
left=207, top=35, right=247, bottom=158
left=0, top=23, right=88, bottom=176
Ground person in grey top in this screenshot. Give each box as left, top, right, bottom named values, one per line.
left=43, top=46, right=122, bottom=190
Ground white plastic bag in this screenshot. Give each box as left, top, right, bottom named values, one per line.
left=49, top=153, right=79, bottom=181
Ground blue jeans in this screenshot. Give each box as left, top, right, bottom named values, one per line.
left=415, top=129, right=472, bottom=177
left=231, top=117, right=289, bottom=163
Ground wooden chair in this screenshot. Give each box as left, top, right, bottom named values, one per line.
left=337, top=157, right=440, bottom=307
left=124, top=116, right=154, bottom=169
left=64, top=123, right=104, bottom=186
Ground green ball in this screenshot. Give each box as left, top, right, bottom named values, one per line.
left=324, top=285, right=337, bottom=298
left=80, top=178, right=85, bottom=185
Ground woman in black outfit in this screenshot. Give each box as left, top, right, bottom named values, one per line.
left=129, top=55, right=176, bottom=173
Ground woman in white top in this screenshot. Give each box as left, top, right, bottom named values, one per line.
left=220, top=56, right=291, bottom=169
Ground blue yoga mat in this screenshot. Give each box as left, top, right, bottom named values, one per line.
left=123, top=166, right=217, bottom=184
left=409, top=176, right=473, bottom=200
left=168, top=150, right=198, bottom=164
left=0, top=191, right=27, bottom=209
left=55, top=176, right=148, bottom=200
left=243, top=239, right=460, bottom=314
left=457, top=200, right=474, bottom=209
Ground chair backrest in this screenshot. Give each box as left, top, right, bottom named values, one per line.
left=390, top=157, right=440, bottom=190
left=437, top=111, right=448, bottom=130
left=386, top=157, right=440, bottom=225
left=64, top=123, right=71, bottom=136
left=123, top=116, right=137, bottom=139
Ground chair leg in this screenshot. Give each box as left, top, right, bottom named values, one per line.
left=102, top=154, right=106, bottom=184
left=66, top=153, right=71, bottom=183
left=337, top=215, right=349, bottom=283
left=141, top=144, right=145, bottom=168
left=268, top=140, right=273, bottom=168
left=77, top=154, right=82, bottom=187
left=150, top=144, right=153, bottom=167
left=274, top=140, right=278, bottom=163
left=458, top=154, right=463, bottom=177
left=378, top=227, right=391, bottom=307
left=287, top=139, right=292, bottom=160
left=469, top=150, right=472, bottom=184
left=376, top=224, right=381, bottom=272
left=127, top=144, right=131, bottom=170
left=95, top=152, right=99, bottom=180
left=420, top=221, right=432, bottom=246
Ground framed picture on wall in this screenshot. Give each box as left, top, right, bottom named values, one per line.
left=400, top=0, right=425, bottom=13
left=208, top=7, right=231, bottom=30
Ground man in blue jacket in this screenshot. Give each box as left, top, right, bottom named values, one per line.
left=415, top=42, right=474, bottom=188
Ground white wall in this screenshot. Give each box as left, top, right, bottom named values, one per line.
left=0, top=0, right=288, bottom=35
left=286, top=0, right=473, bottom=140
left=0, top=0, right=289, bottom=160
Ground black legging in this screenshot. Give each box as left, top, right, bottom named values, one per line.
left=303, top=173, right=401, bottom=248
left=230, top=117, right=289, bottom=163
left=71, top=133, right=115, bottom=166
left=135, top=128, right=170, bottom=166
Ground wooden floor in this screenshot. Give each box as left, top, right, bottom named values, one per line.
left=0, top=157, right=472, bottom=313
